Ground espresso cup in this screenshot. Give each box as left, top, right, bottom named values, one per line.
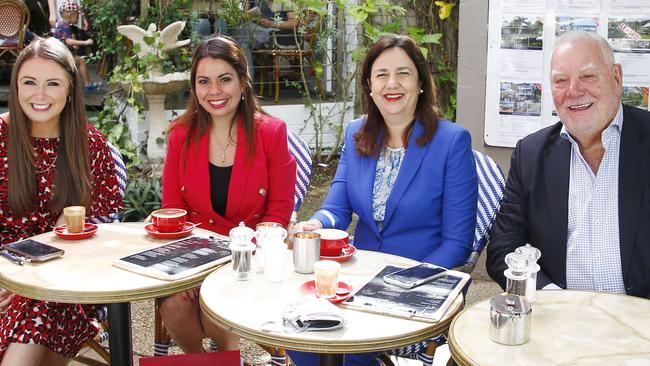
left=313, top=229, right=349, bottom=257
left=63, top=206, right=86, bottom=233
left=151, top=208, right=187, bottom=233
left=313, top=260, right=340, bottom=298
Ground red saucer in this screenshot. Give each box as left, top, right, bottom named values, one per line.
left=145, top=222, right=197, bottom=239
left=54, top=223, right=98, bottom=240
left=299, top=280, right=353, bottom=304
left=320, top=244, right=357, bottom=263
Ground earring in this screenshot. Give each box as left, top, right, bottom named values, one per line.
left=241, top=94, right=245, bottom=101
left=419, top=89, right=424, bottom=94
left=68, top=95, right=72, bottom=103
left=369, top=92, right=373, bottom=97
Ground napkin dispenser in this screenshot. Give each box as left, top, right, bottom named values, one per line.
left=489, top=293, right=532, bottom=345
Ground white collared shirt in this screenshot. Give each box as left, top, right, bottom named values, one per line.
left=560, top=104, right=626, bottom=294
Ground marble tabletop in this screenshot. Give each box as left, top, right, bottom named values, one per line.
left=200, top=249, right=464, bottom=354
left=449, top=290, right=650, bottom=366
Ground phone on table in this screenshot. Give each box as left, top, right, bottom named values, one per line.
left=5, top=239, right=65, bottom=262
left=383, top=263, right=447, bottom=289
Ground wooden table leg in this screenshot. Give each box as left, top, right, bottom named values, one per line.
left=108, top=302, right=133, bottom=366
left=319, top=353, right=344, bottom=366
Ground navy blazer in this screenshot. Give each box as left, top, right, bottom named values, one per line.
left=313, top=117, right=477, bottom=269
left=487, top=105, right=650, bottom=298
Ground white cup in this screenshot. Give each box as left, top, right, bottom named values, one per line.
left=313, top=260, right=340, bottom=298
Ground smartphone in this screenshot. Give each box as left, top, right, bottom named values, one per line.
left=383, top=263, right=447, bottom=289
left=5, top=239, right=65, bottom=262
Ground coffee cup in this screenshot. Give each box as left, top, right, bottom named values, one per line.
left=63, top=206, right=86, bottom=233
left=151, top=208, right=187, bottom=233
left=313, top=260, right=340, bottom=298
left=313, top=229, right=349, bottom=257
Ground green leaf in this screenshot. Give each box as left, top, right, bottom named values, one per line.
left=420, top=33, right=443, bottom=44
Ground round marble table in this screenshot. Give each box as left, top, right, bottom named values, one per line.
left=449, top=290, right=650, bottom=366
left=200, top=249, right=464, bottom=366
left=0, top=223, right=224, bottom=366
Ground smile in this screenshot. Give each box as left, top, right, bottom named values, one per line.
left=31, top=103, right=51, bottom=111
left=207, top=99, right=227, bottom=109
left=568, top=102, right=593, bottom=111
left=383, top=93, right=404, bottom=102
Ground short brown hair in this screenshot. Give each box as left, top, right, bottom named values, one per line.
left=355, top=34, right=439, bottom=157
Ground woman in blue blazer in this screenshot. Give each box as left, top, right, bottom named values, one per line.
left=289, top=34, right=477, bottom=366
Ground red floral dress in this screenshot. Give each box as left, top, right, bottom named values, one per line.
left=0, top=117, right=122, bottom=358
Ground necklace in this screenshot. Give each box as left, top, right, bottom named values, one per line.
left=34, top=155, right=58, bottom=174
left=211, top=129, right=235, bottom=164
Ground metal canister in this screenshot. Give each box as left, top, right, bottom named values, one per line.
left=292, top=232, right=320, bottom=274
left=489, top=293, right=532, bottom=345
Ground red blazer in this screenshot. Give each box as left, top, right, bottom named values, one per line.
left=162, top=114, right=296, bottom=235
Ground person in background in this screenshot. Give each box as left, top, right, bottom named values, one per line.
left=486, top=31, right=650, bottom=298
left=230, top=0, right=299, bottom=77
left=0, top=37, right=121, bottom=365
left=158, top=35, right=296, bottom=355
left=53, top=0, right=96, bottom=92
left=288, top=33, right=478, bottom=366
left=47, top=0, right=87, bottom=30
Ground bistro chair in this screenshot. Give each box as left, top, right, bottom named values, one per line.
left=74, top=142, right=127, bottom=365
left=253, top=14, right=326, bottom=103
left=153, top=130, right=312, bottom=366
left=377, top=150, right=506, bottom=366
left=0, top=0, right=29, bottom=59
left=140, top=350, right=241, bottom=366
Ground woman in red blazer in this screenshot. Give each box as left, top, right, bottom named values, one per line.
left=159, top=36, right=296, bottom=355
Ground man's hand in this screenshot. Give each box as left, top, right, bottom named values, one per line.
left=258, top=18, right=277, bottom=29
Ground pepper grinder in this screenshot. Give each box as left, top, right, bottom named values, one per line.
left=229, top=222, right=256, bottom=281
left=504, top=252, right=530, bottom=297
left=515, top=244, right=541, bottom=302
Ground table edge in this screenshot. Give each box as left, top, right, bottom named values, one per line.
left=200, top=292, right=464, bottom=353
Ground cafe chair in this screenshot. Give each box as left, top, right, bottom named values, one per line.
left=253, top=14, right=326, bottom=103
left=87, top=142, right=128, bottom=223
left=140, top=350, right=241, bottom=366
left=0, top=0, right=29, bottom=59
left=152, top=131, right=312, bottom=365
left=377, top=150, right=506, bottom=366
left=74, top=143, right=127, bottom=365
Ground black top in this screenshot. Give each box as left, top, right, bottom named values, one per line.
left=209, top=163, right=233, bottom=217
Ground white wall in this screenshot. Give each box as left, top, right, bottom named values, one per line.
left=126, top=101, right=357, bottom=152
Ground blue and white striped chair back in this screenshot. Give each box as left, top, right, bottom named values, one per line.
left=287, top=129, right=312, bottom=212
left=463, top=150, right=506, bottom=271
left=87, top=141, right=127, bottom=224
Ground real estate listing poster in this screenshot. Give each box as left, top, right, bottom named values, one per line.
left=485, top=0, right=650, bottom=148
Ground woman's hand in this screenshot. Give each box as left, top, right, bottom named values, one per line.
left=288, top=219, right=323, bottom=238
left=0, top=288, right=15, bottom=314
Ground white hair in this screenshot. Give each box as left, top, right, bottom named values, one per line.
left=553, top=31, right=615, bottom=65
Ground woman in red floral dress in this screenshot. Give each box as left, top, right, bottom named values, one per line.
left=0, top=37, right=122, bottom=365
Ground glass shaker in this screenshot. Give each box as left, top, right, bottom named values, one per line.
left=515, top=244, right=541, bottom=302
left=504, top=252, right=530, bottom=297
left=229, top=222, right=256, bottom=281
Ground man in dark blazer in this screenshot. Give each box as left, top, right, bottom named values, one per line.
left=487, top=31, right=650, bottom=298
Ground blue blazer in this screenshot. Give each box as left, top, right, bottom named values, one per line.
left=313, top=118, right=478, bottom=269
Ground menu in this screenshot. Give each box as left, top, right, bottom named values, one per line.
left=341, top=265, right=470, bottom=322
left=113, top=236, right=231, bottom=280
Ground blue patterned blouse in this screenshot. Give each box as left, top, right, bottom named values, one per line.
left=372, top=146, right=406, bottom=230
